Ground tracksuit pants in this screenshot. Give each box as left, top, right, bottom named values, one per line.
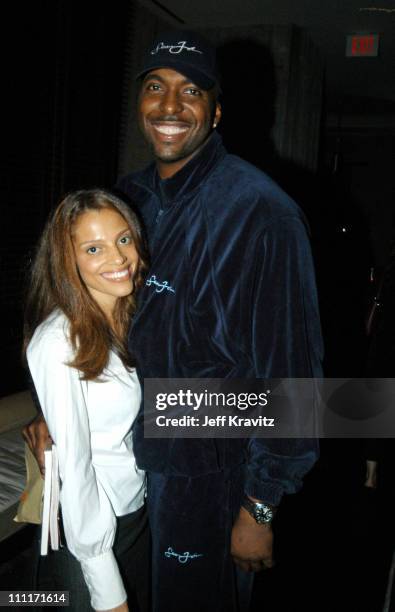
left=147, top=465, right=253, bottom=612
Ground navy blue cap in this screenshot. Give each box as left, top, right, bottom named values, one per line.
left=136, top=30, right=220, bottom=91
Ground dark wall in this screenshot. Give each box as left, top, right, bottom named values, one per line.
left=2, top=0, right=131, bottom=397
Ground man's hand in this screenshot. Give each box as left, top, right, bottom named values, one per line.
left=22, top=413, right=51, bottom=476
left=231, top=506, right=274, bottom=572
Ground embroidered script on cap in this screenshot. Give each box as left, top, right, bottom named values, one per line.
left=151, top=41, right=203, bottom=55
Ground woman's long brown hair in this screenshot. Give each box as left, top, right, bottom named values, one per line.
left=23, top=189, right=148, bottom=380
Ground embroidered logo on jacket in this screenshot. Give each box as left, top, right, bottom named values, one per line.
left=145, top=275, right=175, bottom=294
left=164, top=546, right=203, bottom=564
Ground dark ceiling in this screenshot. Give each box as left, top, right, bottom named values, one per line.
left=140, top=0, right=395, bottom=108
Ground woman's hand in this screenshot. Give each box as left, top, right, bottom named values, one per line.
left=365, top=459, right=378, bottom=488
left=22, top=413, right=52, bottom=476
left=96, top=602, right=129, bottom=612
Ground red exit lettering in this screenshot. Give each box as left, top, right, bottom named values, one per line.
left=352, top=35, right=374, bottom=55
left=347, top=34, right=379, bottom=57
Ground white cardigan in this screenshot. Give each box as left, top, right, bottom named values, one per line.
left=27, top=310, right=145, bottom=610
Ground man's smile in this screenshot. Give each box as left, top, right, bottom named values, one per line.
left=149, top=120, right=192, bottom=143
left=151, top=122, right=190, bottom=136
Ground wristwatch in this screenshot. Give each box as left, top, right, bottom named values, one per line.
left=242, top=496, right=276, bottom=525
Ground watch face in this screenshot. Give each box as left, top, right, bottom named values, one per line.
left=255, top=504, right=273, bottom=524
left=243, top=498, right=274, bottom=524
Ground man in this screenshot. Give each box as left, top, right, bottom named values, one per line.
left=25, top=31, right=322, bottom=612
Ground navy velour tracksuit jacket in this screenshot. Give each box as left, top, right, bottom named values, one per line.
left=117, top=131, right=322, bottom=506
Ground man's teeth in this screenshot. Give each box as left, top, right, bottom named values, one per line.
left=102, top=269, right=129, bottom=280
left=154, top=125, right=188, bottom=135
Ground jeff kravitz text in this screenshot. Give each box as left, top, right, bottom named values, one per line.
left=155, top=415, right=275, bottom=427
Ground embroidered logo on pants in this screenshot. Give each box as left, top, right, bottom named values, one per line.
left=164, top=546, right=203, bottom=563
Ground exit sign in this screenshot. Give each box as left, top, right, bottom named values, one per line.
left=346, top=34, right=379, bottom=57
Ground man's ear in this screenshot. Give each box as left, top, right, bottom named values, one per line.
left=213, top=102, right=222, bottom=129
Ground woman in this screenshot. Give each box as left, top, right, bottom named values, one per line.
left=24, top=189, right=149, bottom=612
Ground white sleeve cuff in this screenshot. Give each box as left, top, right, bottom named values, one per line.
left=80, top=549, right=127, bottom=610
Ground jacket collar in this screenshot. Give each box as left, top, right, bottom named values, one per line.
left=132, top=131, right=226, bottom=206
